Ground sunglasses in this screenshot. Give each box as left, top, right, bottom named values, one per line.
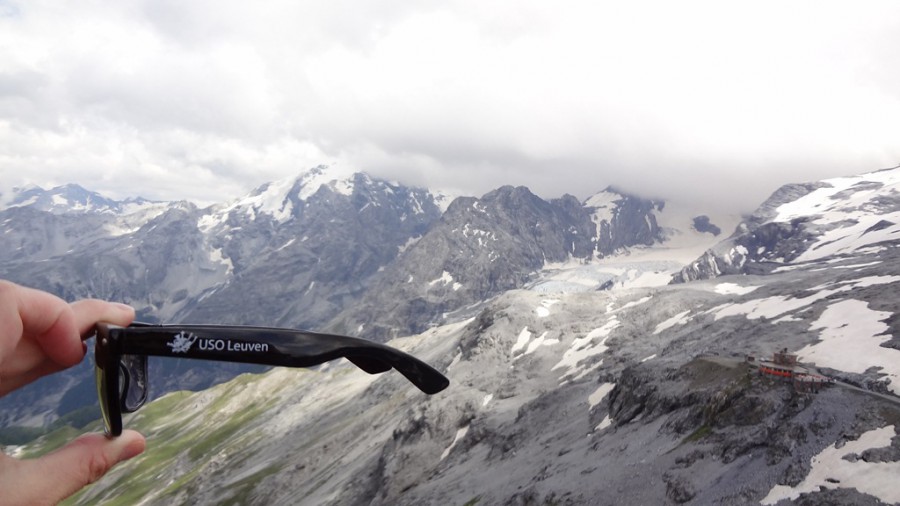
left=94, top=322, right=449, bottom=437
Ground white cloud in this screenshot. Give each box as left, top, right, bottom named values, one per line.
left=2, top=0, right=899, bottom=210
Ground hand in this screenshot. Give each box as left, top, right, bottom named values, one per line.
left=0, top=281, right=146, bottom=505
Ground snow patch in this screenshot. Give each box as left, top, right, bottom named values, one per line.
left=714, top=283, right=759, bottom=295
left=654, top=310, right=691, bottom=335
left=512, top=329, right=559, bottom=360
left=447, top=352, right=462, bottom=370
left=536, top=299, right=559, bottom=318
left=553, top=319, right=619, bottom=381
left=762, top=425, right=900, bottom=505
left=208, top=247, right=233, bottom=274
left=524, top=331, right=559, bottom=355
left=511, top=327, right=532, bottom=355
left=440, top=426, right=469, bottom=461
left=852, top=275, right=900, bottom=288
left=588, top=382, right=615, bottom=409
left=398, top=236, right=420, bottom=254
left=616, top=296, right=652, bottom=312
left=275, top=238, right=296, bottom=252
left=428, top=271, right=462, bottom=291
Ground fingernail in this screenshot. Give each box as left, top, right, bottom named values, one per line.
left=112, top=303, right=134, bottom=312
left=119, top=439, right=145, bottom=461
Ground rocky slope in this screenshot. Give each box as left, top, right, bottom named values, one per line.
left=7, top=166, right=899, bottom=505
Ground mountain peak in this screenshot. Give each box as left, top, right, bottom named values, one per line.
left=219, top=165, right=353, bottom=223
left=1, top=183, right=124, bottom=214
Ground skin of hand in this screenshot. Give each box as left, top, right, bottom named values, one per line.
left=0, top=280, right=146, bottom=506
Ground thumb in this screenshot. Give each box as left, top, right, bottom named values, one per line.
left=15, top=431, right=146, bottom=505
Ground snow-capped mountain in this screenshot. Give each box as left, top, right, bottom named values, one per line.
left=0, top=166, right=449, bottom=426
left=675, top=166, right=900, bottom=282
left=3, top=167, right=707, bottom=427
left=12, top=166, right=897, bottom=505
left=182, top=167, right=447, bottom=329
left=0, top=183, right=153, bottom=215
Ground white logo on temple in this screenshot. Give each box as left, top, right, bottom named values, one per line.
left=167, top=331, right=198, bottom=353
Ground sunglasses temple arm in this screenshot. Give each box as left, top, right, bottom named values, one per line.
left=115, top=327, right=450, bottom=395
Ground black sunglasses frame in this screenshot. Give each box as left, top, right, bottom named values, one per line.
left=94, top=322, right=449, bottom=437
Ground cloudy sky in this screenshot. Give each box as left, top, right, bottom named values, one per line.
left=1, top=0, right=899, bottom=212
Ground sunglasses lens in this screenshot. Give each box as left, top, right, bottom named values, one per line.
left=119, top=354, right=148, bottom=413
left=94, top=364, right=114, bottom=436
left=95, top=324, right=124, bottom=437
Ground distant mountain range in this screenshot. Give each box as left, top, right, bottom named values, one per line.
left=3, top=165, right=900, bottom=505
left=0, top=165, right=720, bottom=428
left=0, top=166, right=717, bottom=334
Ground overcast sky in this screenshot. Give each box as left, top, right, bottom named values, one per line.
left=1, top=1, right=899, bottom=212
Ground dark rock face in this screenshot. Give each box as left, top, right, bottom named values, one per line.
left=674, top=219, right=816, bottom=282
left=692, top=215, right=721, bottom=236
left=595, top=194, right=664, bottom=253
left=792, top=488, right=891, bottom=505
left=329, top=186, right=666, bottom=339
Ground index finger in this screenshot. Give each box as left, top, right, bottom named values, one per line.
left=0, top=281, right=81, bottom=368
left=69, top=299, right=135, bottom=339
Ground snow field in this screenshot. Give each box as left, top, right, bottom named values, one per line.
left=770, top=169, right=900, bottom=262
left=711, top=275, right=900, bottom=322
left=798, top=299, right=900, bottom=395
left=773, top=169, right=900, bottom=225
